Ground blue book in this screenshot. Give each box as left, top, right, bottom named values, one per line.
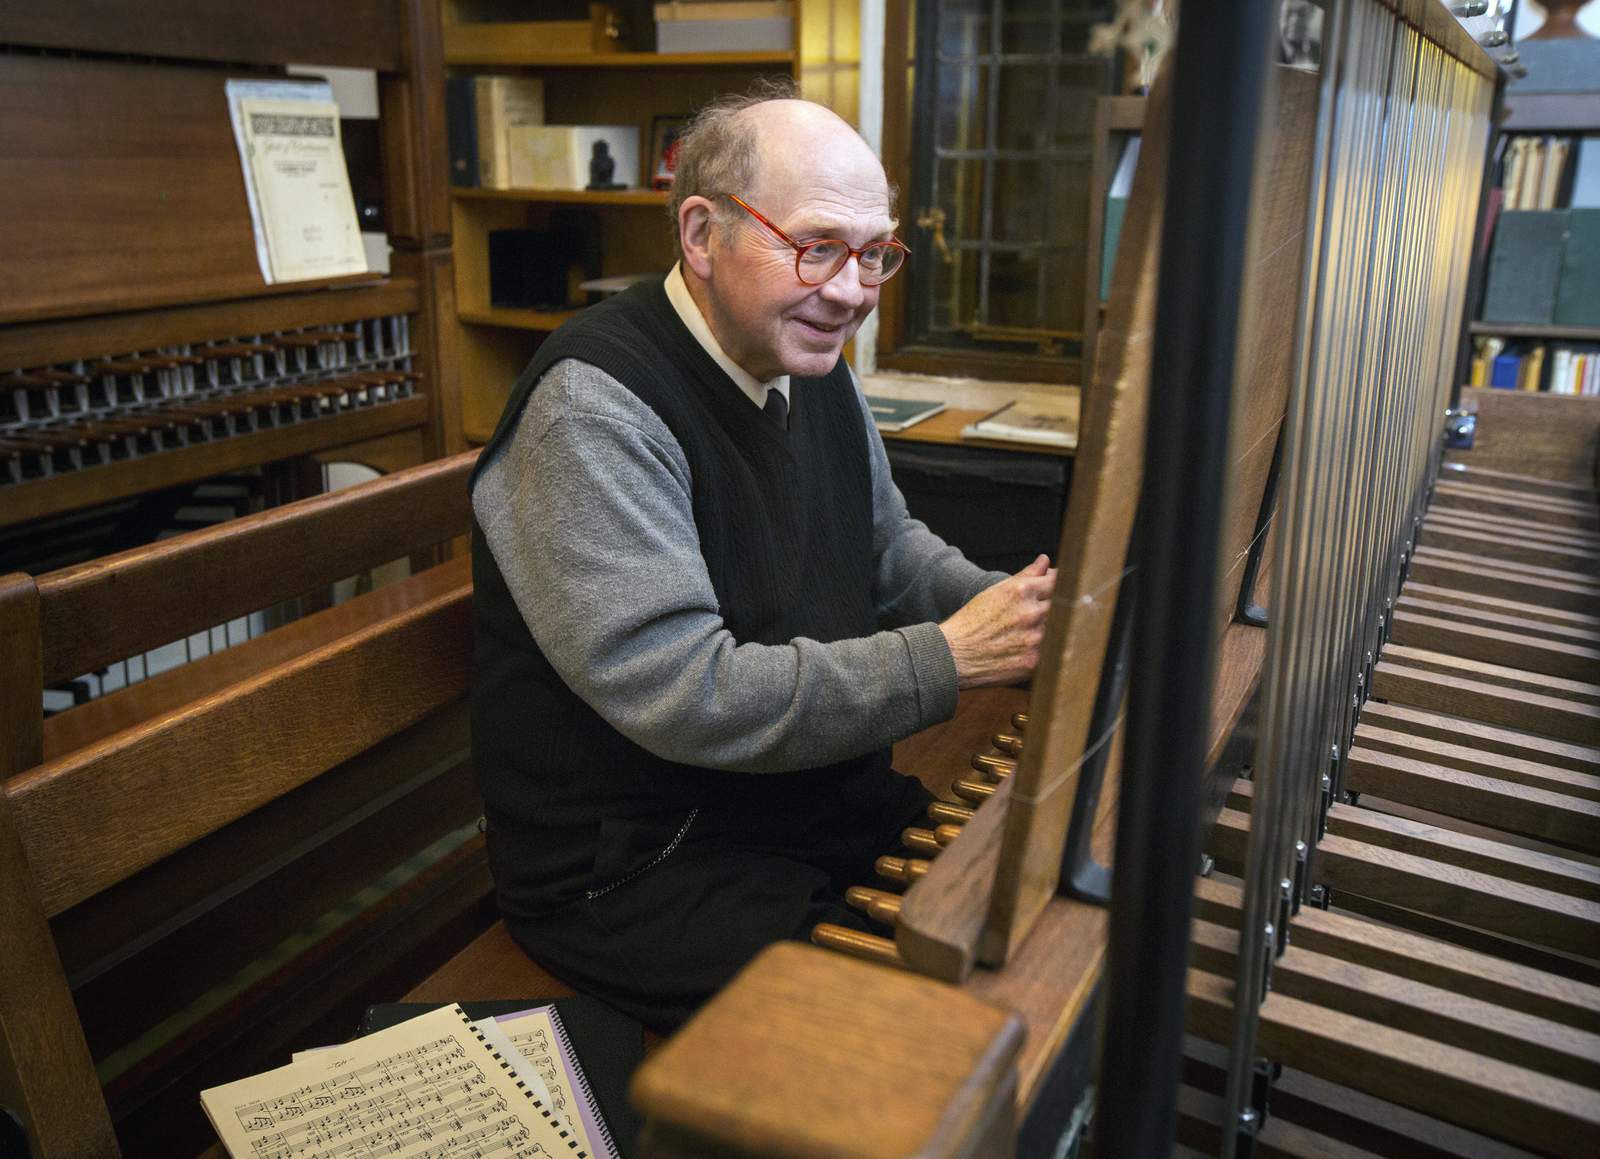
left=865, top=394, right=946, bottom=432
left=1490, top=353, right=1522, bottom=389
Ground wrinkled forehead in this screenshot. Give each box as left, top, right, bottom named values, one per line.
left=743, top=109, right=895, bottom=234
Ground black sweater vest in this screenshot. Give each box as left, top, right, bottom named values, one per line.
left=470, top=278, right=902, bottom=914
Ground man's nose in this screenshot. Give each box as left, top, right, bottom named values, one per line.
left=819, top=255, right=868, bottom=308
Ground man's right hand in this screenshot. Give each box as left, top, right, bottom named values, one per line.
left=939, top=554, right=1057, bottom=689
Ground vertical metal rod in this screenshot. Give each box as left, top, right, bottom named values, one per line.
left=976, top=0, right=1003, bottom=324
left=1095, top=4, right=1276, bottom=1155
left=1221, top=0, right=1349, bottom=1138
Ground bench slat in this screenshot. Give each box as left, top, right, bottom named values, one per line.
left=36, top=449, right=478, bottom=684
left=8, top=576, right=471, bottom=916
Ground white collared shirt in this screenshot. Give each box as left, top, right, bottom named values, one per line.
left=664, top=263, right=790, bottom=414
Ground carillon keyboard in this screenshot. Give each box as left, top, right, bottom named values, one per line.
left=1, top=314, right=417, bottom=486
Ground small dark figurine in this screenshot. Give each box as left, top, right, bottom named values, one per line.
left=586, top=140, right=625, bottom=191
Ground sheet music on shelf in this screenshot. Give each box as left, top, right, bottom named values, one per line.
left=224, top=78, right=368, bottom=285
left=200, top=1003, right=583, bottom=1158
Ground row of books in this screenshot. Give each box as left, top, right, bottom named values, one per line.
left=447, top=75, right=641, bottom=191
left=1470, top=337, right=1600, bottom=396
left=1480, top=208, right=1600, bottom=327
left=1497, top=133, right=1600, bottom=211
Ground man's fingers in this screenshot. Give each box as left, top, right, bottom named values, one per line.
left=1015, top=553, right=1050, bottom=577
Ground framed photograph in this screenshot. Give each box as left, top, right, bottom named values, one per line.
left=650, top=114, right=689, bottom=191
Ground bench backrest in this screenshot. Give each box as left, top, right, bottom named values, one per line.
left=0, top=449, right=480, bottom=1158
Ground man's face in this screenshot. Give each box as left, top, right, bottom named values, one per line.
left=700, top=130, right=896, bottom=381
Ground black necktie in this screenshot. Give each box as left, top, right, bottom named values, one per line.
left=763, top=387, right=788, bottom=430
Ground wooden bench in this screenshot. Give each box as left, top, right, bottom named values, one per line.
left=0, top=448, right=580, bottom=1158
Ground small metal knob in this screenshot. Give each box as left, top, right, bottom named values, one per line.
left=1452, top=2, right=1489, bottom=16
left=1479, top=29, right=1509, bottom=47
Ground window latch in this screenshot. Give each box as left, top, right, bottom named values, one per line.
left=915, top=207, right=953, bottom=264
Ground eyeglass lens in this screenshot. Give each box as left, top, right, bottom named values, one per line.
left=798, top=241, right=905, bottom=286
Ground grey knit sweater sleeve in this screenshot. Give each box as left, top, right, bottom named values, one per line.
left=473, top=359, right=1001, bottom=774
left=848, top=371, right=1009, bottom=623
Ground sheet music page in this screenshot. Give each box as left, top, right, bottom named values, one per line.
left=201, top=1004, right=579, bottom=1159
left=236, top=96, right=368, bottom=284
left=491, top=1009, right=615, bottom=1159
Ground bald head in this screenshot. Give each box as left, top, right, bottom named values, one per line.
left=737, top=100, right=889, bottom=205
left=667, top=88, right=894, bottom=257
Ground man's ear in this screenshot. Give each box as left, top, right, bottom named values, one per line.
left=679, top=196, right=716, bottom=280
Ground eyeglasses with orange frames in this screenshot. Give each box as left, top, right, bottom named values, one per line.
left=724, top=194, right=910, bottom=287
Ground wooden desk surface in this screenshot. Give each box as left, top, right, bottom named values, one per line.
left=860, top=371, right=1079, bottom=458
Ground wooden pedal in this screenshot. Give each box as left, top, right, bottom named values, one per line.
left=972, top=753, right=1018, bottom=779
left=811, top=923, right=905, bottom=968
left=928, top=801, right=976, bottom=826
left=875, top=855, right=930, bottom=884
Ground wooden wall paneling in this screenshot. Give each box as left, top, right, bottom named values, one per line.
left=0, top=0, right=401, bottom=71
left=0, top=55, right=391, bottom=325
left=382, top=0, right=451, bottom=249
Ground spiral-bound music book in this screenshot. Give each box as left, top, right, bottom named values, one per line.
left=200, top=1003, right=587, bottom=1158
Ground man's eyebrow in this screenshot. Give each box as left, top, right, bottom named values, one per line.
left=789, top=216, right=899, bottom=238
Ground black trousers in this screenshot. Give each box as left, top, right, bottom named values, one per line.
left=505, top=772, right=933, bottom=1032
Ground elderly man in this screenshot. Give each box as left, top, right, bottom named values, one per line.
left=470, top=89, right=1056, bottom=1030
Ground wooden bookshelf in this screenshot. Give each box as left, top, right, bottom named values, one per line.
left=1471, top=321, right=1600, bottom=342
left=452, top=187, right=669, bottom=206
left=438, top=0, right=863, bottom=442
left=459, top=306, right=581, bottom=331
left=445, top=46, right=795, bottom=69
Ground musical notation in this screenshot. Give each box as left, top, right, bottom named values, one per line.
left=202, top=1005, right=575, bottom=1159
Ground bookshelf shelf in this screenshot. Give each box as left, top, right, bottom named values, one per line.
left=444, top=46, right=795, bottom=69
left=1471, top=321, right=1600, bottom=342
left=452, top=187, right=669, bottom=207
left=459, top=307, right=582, bottom=331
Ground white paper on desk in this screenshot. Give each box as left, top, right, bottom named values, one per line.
left=200, top=1004, right=579, bottom=1158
